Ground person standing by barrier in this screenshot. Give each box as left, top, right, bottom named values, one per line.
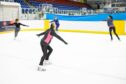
left=9, top=19, right=29, bottom=39
left=36, top=22, right=68, bottom=71
left=107, top=15, right=120, bottom=41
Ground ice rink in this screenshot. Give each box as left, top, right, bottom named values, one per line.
left=0, top=31, right=126, bottom=84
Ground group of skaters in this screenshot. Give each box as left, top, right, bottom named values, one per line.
left=8, top=15, right=120, bottom=71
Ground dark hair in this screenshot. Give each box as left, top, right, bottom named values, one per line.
left=50, top=23, right=54, bottom=28
left=15, top=18, right=19, bottom=22
left=109, top=15, right=113, bottom=19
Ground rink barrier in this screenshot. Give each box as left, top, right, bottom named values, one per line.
left=43, top=20, right=126, bottom=35
left=0, top=20, right=44, bottom=34
left=114, top=20, right=125, bottom=35
left=0, top=21, right=15, bottom=32
left=0, top=20, right=126, bottom=35
left=44, top=20, right=50, bottom=30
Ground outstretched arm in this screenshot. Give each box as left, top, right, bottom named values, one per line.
left=8, top=23, right=15, bottom=26
left=53, top=33, right=68, bottom=44
left=36, top=29, right=49, bottom=37
left=36, top=32, right=46, bottom=37
left=20, top=23, right=29, bottom=27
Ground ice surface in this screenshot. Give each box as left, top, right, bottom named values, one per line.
left=0, top=31, right=126, bottom=84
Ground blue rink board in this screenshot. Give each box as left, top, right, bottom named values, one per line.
left=46, top=13, right=126, bottom=21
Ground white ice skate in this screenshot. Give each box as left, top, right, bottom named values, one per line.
left=38, top=65, right=46, bottom=71
left=44, top=60, right=52, bottom=66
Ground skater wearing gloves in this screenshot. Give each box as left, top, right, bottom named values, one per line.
left=36, top=22, right=68, bottom=71
left=9, top=19, right=29, bottom=39
left=107, top=15, right=120, bottom=41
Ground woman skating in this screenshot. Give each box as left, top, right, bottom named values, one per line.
left=9, top=19, right=29, bottom=39
left=107, top=15, right=120, bottom=41
left=36, top=22, right=68, bottom=71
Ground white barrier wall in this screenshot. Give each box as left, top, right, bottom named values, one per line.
left=20, top=20, right=109, bottom=31
left=18, top=20, right=126, bottom=34
left=59, top=20, right=109, bottom=32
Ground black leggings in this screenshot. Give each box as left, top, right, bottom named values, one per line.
left=109, top=27, right=120, bottom=40
left=15, top=28, right=20, bottom=38
left=39, top=42, right=53, bottom=66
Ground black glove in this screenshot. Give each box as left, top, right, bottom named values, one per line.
left=36, top=34, right=39, bottom=37
left=65, top=42, right=68, bottom=45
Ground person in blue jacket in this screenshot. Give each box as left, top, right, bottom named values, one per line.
left=51, top=16, right=60, bottom=31
left=107, top=15, right=120, bottom=41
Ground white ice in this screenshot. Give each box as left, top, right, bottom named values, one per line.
left=0, top=31, right=126, bottom=84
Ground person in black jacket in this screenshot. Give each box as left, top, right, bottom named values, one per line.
left=9, top=19, right=29, bottom=39
left=36, top=22, right=68, bottom=71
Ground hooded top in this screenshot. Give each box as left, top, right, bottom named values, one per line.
left=37, top=24, right=67, bottom=45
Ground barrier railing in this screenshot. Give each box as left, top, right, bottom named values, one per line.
left=0, top=0, right=14, bottom=2
left=20, top=3, right=126, bottom=20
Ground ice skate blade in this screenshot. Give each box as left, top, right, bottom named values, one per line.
left=38, top=67, right=46, bottom=71
left=44, top=62, right=52, bottom=66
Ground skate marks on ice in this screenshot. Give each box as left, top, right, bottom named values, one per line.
left=34, top=63, right=126, bottom=81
